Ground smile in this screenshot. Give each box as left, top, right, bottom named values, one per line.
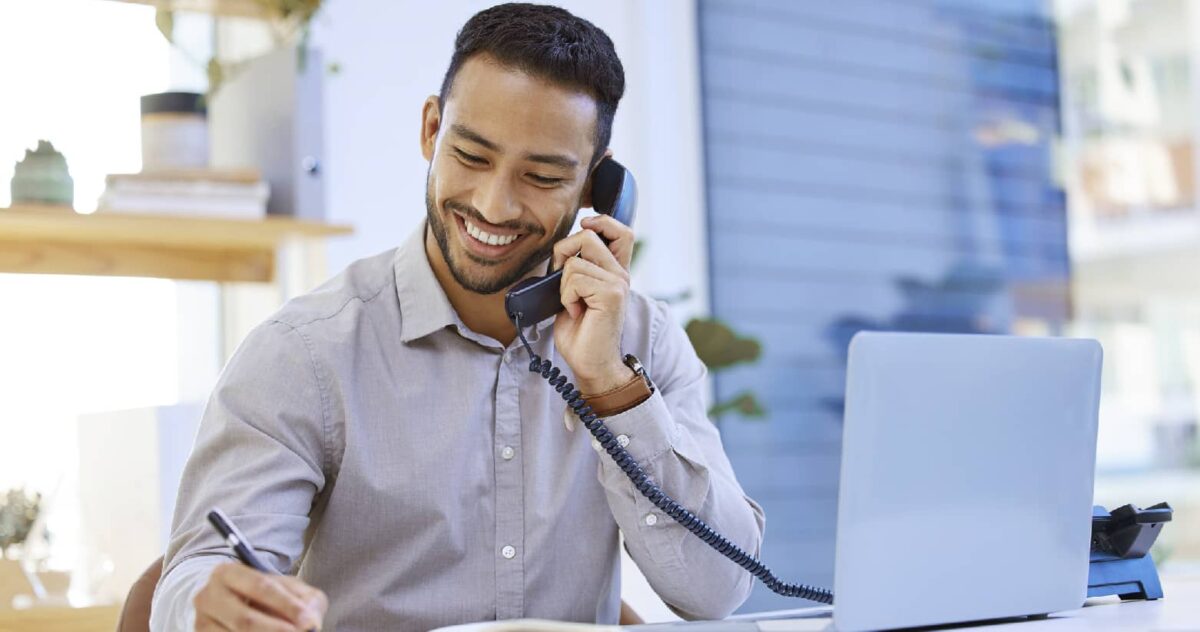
left=464, top=219, right=521, bottom=246
left=453, top=213, right=528, bottom=258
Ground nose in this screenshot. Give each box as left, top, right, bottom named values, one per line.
left=471, top=172, right=521, bottom=226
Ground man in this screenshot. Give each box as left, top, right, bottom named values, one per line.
left=151, top=4, right=765, bottom=630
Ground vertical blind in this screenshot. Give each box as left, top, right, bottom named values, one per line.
left=697, top=0, right=1067, bottom=612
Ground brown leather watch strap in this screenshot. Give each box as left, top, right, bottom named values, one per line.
left=583, top=372, right=654, bottom=418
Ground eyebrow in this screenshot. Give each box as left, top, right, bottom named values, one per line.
left=450, top=123, right=579, bottom=171
left=524, top=152, right=578, bottom=170
left=451, top=124, right=498, bottom=151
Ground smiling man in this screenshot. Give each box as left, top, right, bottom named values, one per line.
left=151, top=4, right=764, bottom=631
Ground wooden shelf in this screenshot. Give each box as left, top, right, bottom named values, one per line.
left=0, top=205, right=352, bottom=283
left=0, top=604, right=121, bottom=632
left=107, top=0, right=270, bottom=19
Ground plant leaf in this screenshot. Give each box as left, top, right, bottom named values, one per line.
left=155, top=8, right=175, bottom=43
left=685, top=317, right=761, bottom=369
left=708, top=392, right=766, bottom=421
left=206, top=58, right=225, bottom=96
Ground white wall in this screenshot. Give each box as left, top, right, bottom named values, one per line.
left=309, top=1, right=708, bottom=621
left=311, top=0, right=709, bottom=320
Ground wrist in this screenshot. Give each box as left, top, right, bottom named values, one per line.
left=581, top=353, right=655, bottom=417
left=576, top=361, right=633, bottom=396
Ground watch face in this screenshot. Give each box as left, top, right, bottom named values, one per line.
left=622, top=354, right=654, bottom=392
left=623, top=353, right=644, bottom=373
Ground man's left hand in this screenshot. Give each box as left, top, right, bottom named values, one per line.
left=552, top=214, right=636, bottom=395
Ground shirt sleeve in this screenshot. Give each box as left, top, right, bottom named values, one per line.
left=151, top=319, right=329, bottom=631
left=594, top=301, right=766, bottom=620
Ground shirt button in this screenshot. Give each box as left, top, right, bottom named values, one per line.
left=501, top=545, right=516, bottom=559
left=644, top=514, right=658, bottom=526
left=500, top=446, right=515, bottom=460
left=616, top=434, right=630, bottom=448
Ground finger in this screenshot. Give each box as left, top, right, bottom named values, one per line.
left=275, top=575, right=323, bottom=603
left=276, top=576, right=329, bottom=620
left=560, top=273, right=601, bottom=319
left=195, top=612, right=231, bottom=630
left=560, top=265, right=623, bottom=319
left=552, top=229, right=628, bottom=278
left=580, top=214, right=635, bottom=268
left=561, top=257, right=626, bottom=316
left=551, top=230, right=598, bottom=272
left=214, top=564, right=319, bottom=629
left=563, top=255, right=625, bottom=287
left=202, top=583, right=297, bottom=632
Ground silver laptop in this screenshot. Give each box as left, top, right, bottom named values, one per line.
left=833, top=332, right=1102, bottom=631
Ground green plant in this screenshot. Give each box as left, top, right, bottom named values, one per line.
left=631, top=239, right=767, bottom=422
left=155, top=0, right=326, bottom=96
left=0, top=488, right=41, bottom=557
left=685, top=317, right=766, bottom=421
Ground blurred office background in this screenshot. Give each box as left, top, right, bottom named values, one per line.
left=0, top=0, right=1196, bottom=624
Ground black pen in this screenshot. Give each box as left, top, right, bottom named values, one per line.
left=207, top=507, right=275, bottom=574
left=207, top=508, right=318, bottom=631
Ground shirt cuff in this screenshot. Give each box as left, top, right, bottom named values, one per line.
left=595, top=390, right=679, bottom=465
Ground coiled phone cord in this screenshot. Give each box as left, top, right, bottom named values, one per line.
left=512, top=314, right=834, bottom=605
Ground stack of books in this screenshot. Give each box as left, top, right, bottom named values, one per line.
left=98, top=168, right=269, bottom=220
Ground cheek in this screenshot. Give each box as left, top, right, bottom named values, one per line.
left=529, top=192, right=578, bottom=239
left=429, top=158, right=474, bottom=204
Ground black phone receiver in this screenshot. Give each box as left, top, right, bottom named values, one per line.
left=505, top=157, right=637, bottom=325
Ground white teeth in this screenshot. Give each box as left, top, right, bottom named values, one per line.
left=465, top=219, right=519, bottom=246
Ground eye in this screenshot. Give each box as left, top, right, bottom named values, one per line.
left=528, top=173, right=565, bottom=187
left=453, top=147, right=486, bottom=165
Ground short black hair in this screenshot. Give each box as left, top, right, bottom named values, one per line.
left=438, top=3, right=625, bottom=167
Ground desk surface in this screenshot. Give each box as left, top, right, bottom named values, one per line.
left=436, top=574, right=1200, bottom=631
left=636, top=574, right=1200, bottom=631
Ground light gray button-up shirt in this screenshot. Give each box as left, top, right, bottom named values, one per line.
left=151, top=223, right=765, bottom=631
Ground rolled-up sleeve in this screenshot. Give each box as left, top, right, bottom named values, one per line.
left=151, top=319, right=328, bottom=631
left=595, top=302, right=765, bottom=620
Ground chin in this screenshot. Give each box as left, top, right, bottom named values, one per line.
left=442, top=233, right=544, bottom=295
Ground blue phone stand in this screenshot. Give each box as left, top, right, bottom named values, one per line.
left=1087, top=502, right=1172, bottom=601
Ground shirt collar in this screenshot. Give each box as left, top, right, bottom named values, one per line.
left=395, top=222, right=459, bottom=343
left=394, top=221, right=555, bottom=345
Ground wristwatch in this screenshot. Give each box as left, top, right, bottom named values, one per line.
left=582, top=353, right=656, bottom=417
left=622, top=353, right=655, bottom=393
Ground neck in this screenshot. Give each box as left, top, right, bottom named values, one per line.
left=425, top=225, right=530, bottom=347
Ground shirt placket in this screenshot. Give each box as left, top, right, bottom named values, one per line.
left=493, top=347, right=525, bottom=619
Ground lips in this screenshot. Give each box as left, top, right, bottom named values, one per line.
left=453, top=213, right=526, bottom=258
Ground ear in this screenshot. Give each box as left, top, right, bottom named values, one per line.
left=420, top=95, right=442, bottom=162
left=580, top=148, right=614, bottom=209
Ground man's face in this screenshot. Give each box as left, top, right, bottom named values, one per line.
left=421, top=54, right=600, bottom=295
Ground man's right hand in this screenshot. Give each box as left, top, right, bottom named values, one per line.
left=193, top=562, right=327, bottom=631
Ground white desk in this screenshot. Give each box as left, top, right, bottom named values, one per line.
left=631, top=573, right=1200, bottom=631
left=435, top=574, right=1200, bottom=631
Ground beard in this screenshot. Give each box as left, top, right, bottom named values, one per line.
left=425, top=174, right=577, bottom=295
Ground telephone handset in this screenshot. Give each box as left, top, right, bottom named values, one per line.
left=505, top=159, right=834, bottom=604
left=504, top=156, right=638, bottom=326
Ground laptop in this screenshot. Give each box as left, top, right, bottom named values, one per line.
left=833, top=332, right=1103, bottom=631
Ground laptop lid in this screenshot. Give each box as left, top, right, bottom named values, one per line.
left=833, top=332, right=1102, bottom=631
